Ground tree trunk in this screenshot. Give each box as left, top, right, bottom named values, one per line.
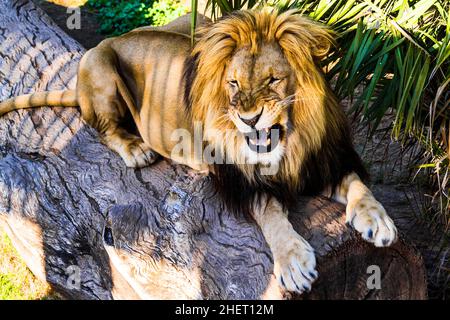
left=0, top=0, right=427, bottom=300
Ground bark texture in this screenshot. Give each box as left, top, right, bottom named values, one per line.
left=0, top=0, right=427, bottom=300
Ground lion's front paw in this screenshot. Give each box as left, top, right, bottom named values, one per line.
left=273, top=233, right=318, bottom=295
left=123, top=142, right=159, bottom=168
left=347, top=198, right=398, bottom=247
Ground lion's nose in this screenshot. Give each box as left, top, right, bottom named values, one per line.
left=239, top=110, right=262, bottom=127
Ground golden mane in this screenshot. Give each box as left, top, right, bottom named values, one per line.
left=189, top=9, right=348, bottom=191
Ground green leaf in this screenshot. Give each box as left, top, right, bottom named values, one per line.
left=406, top=55, right=430, bottom=131
left=191, top=0, right=198, bottom=45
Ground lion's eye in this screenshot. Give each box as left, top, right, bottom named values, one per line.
left=228, top=80, right=239, bottom=87
left=268, top=77, right=280, bottom=85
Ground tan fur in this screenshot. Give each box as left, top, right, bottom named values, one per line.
left=0, top=14, right=208, bottom=169
left=334, top=173, right=398, bottom=247
left=0, top=90, right=77, bottom=113
left=0, top=9, right=336, bottom=176
left=252, top=195, right=317, bottom=293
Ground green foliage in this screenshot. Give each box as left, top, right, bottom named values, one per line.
left=147, top=0, right=188, bottom=26
left=205, top=0, right=261, bottom=18
left=88, top=0, right=187, bottom=36
left=88, top=0, right=153, bottom=36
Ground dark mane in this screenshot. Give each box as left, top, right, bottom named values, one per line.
left=298, top=109, right=368, bottom=196
left=212, top=163, right=299, bottom=221
left=182, top=52, right=199, bottom=112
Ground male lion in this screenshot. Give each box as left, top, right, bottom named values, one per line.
left=0, top=9, right=397, bottom=295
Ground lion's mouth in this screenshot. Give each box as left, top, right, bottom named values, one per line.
left=244, top=124, right=283, bottom=153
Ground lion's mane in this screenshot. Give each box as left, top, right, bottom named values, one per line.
left=183, top=9, right=367, bottom=216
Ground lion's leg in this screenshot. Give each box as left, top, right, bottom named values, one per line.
left=100, top=121, right=159, bottom=168
left=333, top=173, right=397, bottom=247
left=77, top=47, right=158, bottom=168
left=81, top=100, right=158, bottom=168
left=253, top=196, right=318, bottom=294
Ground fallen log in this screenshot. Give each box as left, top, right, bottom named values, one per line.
left=0, top=0, right=427, bottom=299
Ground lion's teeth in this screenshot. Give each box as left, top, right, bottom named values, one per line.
left=265, top=128, right=269, bottom=133
left=267, top=138, right=271, bottom=145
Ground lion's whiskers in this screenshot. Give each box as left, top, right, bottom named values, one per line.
left=276, top=94, right=297, bottom=109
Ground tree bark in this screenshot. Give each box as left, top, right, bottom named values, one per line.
left=0, top=0, right=427, bottom=300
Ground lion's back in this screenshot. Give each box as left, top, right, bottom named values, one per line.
left=107, top=30, right=192, bottom=64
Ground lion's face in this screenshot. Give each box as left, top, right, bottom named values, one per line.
left=191, top=9, right=335, bottom=181
left=225, top=42, right=296, bottom=164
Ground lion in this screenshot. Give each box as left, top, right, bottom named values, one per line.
left=0, top=9, right=397, bottom=295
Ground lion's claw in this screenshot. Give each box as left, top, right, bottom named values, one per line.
left=273, top=233, right=317, bottom=295
left=124, top=142, right=158, bottom=168
left=347, top=199, right=397, bottom=247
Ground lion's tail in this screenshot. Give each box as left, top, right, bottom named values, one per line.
left=0, top=90, right=78, bottom=116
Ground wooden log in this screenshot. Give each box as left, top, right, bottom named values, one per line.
left=0, top=0, right=427, bottom=300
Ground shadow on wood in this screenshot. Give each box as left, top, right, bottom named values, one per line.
left=0, top=0, right=427, bottom=299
